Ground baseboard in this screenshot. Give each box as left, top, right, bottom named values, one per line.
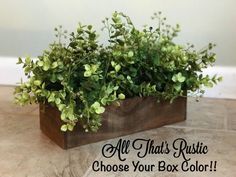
left=0, top=56, right=235, bottom=99
left=0, top=56, right=28, bottom=86
left=201, top=66, right=236, bottom=99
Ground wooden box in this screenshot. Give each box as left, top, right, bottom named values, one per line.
left=39, top=97, right=187, bottom=149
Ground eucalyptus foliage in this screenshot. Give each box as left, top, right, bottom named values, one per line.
left=14, top=12, right=222, bottom=132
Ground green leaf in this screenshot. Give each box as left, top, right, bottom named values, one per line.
left=35, top=89, right=42, bottom=94
left=61, top=112, right=66, bottom=120
left=95, top=106, right=105, bottom=114
left=176, top=73, right=185, bottom=82
left=58, top=104, right=66, bottom=111
left=116, top=39, right=124, bottom=46
left=172, top=75, right=177, bottom=82
left=17, top=57, right=23, bottom=64
left=48, top=93, right=55, bottom=102
left=67, top=124, right=74, bottom=131
left=84, top=70, right=92, bottom=77
left=50, top=74, right=57, bottom=83
left=38, top=61, right=44, bottom=67
left=33, top=80, right=42, bottom=86
left=57, top=74, right=63, bottom=80
left=174, top=84, right=181, bottom=91
left=60, top=124, right=67, bottom=132
left=43, top=62, right=50, bottom=71
left=22, top=92, right=29, bottom=100
left=153, top=55, right=160, bottom=66
left=68, top=112, right=75, bottom=120
left=84, top=64, right=90, bottom=71
left=204, top=82, right=214, bottom=88
left=128, top=51, right=134, bottom=58
left=51, top=62, right=58, bottom=69
left=112, top=51, right=121, bottom=56
left=87, top=25, right=92, bottom=30
left=69, top=41, right=77, bottom=49
left=114, top=101, right=121, bottom=107
left=25, top=57, right=31, bottom=65
left=111, top=61, right=116, bottom=67
left=113, top=86, right=119, bottom=90
left=106, top=86, right=113, bottom=94
left=24, top=66, right=31, bottom=73
left=42, top=82, right=45, bottom=89
left=172, top=73, right=186, bottom=83
left=218, top=76, right=223, bottom=82
left=101, top=97, right=107, bottom=105
left=115, top=64, right=121, bottom=72
left=91, top=101, right=100, bottom=109
left=91, top=64, right=98, bottom=72
left=91, top=102, right=105, bottom=114
left=55, top=98, right=61, bottom=105
left=118, top=93, right=125, bottom=99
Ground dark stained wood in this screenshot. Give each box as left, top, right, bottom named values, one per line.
left=39, top=96, right=187, bottom=149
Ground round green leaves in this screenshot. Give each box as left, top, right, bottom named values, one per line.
left=172, top=72, right=186, bottom=83
left=91, top=102, right=105, bottom=114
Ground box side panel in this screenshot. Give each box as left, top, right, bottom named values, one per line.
left=40, top=104, right=67, bottom=149
left=66, top=97, right=187, bottom=148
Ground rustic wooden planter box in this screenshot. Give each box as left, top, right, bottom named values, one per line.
left=39, top=97, right=187, bottom=149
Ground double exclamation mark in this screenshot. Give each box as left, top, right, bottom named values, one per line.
left=210, top=161, right=217, bottom=171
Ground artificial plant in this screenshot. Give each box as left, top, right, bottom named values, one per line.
left=14, top=12, right=222, bottom=132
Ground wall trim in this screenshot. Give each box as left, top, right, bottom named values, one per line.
left=201, top=66, right=236, bottom=99
left=0, top=56, right=235, bottom=99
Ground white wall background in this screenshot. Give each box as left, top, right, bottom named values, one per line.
left=0, top=0, right=236, bottom=66
left=0, top=0, right=236, bottom=98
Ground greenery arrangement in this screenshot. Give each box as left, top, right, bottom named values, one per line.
left=14, top=12, right=222, bottom=132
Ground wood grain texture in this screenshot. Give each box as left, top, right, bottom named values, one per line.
left=39, top=97, right=187, bottom=149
